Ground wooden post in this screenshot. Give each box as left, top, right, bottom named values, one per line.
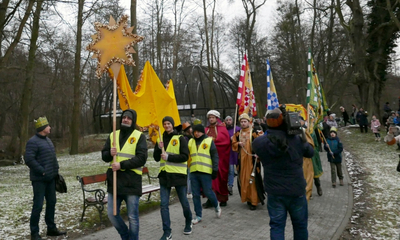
left=233, top=104, right=238, bottom=134
left=110, top=63, right=121, bottom=216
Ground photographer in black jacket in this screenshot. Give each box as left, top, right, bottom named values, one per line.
left=253, top=107, right=314, bottom=240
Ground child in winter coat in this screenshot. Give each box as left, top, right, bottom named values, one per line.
left=370, top=115, right=381, bottom=141
left=323, top=127, right=344, bottom=188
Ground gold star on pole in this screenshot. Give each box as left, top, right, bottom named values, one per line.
left=87, top=15, right=144, bottom=78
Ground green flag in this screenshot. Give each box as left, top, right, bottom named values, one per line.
left=306, top=50, right=326, bottom=123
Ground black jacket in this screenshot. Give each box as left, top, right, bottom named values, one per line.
left=102, top=109, right=148, bottom=196
left=154, top=130, right=189, bottom=187
left=253, top=129, right=314, bottom=197
left=25, top=133, right=59, bottom=182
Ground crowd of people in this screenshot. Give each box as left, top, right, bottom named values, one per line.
left=25, top=101, right=400, bottom=240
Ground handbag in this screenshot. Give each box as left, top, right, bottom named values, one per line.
left=55, top=174, right=67, bottom=193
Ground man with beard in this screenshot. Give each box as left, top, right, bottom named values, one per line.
left=202, top=110, right=231, bottom=207
left=101, top=109, right=147, bottom=240
left=225, top=116, right=241, bottom=195
left=232, top=113, right=265, bottom=210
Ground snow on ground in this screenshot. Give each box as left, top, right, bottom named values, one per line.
left=0, top=150, right=159, bottom=240
left=341, top=127, right=400, bottom=239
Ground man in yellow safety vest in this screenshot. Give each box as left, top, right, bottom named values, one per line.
left=154, top=116, right=193, bottom=240
left=101, top=109, right=148, bottom=240
left=188, top=124, right=221, bottom=225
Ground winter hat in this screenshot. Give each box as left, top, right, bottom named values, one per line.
left=193, top=119, right=202, bottom=125
left=239, top=113, right=251, bottom=122
left=225, top=116, right=233, bottom=121
left=162, top=116, right=175, bottom=127
left=330, top=126, right=337, bottom=133
left=329, top=113, right=336, bottom=118
left=207, top=110, right=220, bottom=119
left=35, top=116, right=49, bottom=132
left=266, top=108, right=283, bottom=127
left=192, top=124, right=205, bottom=134
left=182, top=122, right=191, bottom=131
left=122, top=111, right=133, bottom=120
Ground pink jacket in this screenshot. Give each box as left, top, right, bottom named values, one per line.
left=371, top=119, right=381, bottom=133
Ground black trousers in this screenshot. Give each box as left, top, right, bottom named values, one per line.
left=30, top=179, right=57, bottom=234
left=359, top=124, right=368, bottom=133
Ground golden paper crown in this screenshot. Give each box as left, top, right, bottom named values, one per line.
left=34, top=117, right=49, bottom=129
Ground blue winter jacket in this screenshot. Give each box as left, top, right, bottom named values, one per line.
left=252, top=129, right=314, bottom=197
left=25, top=133, right=59, bottom=181
left=324, top=136, right=343, bottom=163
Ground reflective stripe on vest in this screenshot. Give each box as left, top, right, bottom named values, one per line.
left=110, top=130, right=143, bottom=175
left=188, top=137, right=213, bottom=174
left=157, top=135, right=187, bottom=174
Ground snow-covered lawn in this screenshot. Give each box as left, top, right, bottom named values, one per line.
left=0, top=149, right=160, bottom=240
left=341, top=127, right=400, bottom=239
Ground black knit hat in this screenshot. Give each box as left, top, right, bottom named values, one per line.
left=192, top=124, right=205, bottom=134
left=162, top=116, right=175, bottom=127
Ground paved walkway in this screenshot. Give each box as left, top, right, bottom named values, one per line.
left=77, top=153, right=352, bottom=240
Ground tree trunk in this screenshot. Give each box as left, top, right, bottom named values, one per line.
left=18, top=0, right=43, bottom=158
left=130, top=0, right=139, bottom=84
left=203, top=0, right=215, bottom=109
left=70, top=0, right=84, bottom=155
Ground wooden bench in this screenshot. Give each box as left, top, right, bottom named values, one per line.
left=76, top=166, right=160, bottom=222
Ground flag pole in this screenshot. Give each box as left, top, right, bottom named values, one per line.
left=307, top=103, right=311, bottom=134
left=158, top=127, right=166, bottom=154
left=110, top=63, right=121, bottom=216
left=112, top=74, right=117, bottom=216
left=233, top=104, right=238, bottom=134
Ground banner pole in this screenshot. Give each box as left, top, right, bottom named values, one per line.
left=112, top=75, right=117, bottom=216
left=233, top=104, right=238, bottom=134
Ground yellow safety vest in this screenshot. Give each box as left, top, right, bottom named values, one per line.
left=188, top=137, right=213, bottom=174
left=157, top=135, right=187, bottom=174
left=109, top=130, right=143, bottom=175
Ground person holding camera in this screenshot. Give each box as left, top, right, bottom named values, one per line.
left=232, top=113, right=265, bottom=210
left=252, top=107, right=314, bottom=239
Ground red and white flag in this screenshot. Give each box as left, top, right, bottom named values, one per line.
left=236, top=54, right=257, bottom=117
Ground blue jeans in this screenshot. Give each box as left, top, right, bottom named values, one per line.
left=160, top=185, right=192, bottom=234
left=30, top=179, right=57, bottom=234
left=267, top=194, right=308, bottom=240
left=228, top=164, right=235, bottom=187
left=190, top=172, right=219, bottom=218
left=107, top=194, right=139, bottom=240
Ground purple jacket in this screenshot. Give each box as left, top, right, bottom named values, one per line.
left=226, top=125, right=241, bottom=165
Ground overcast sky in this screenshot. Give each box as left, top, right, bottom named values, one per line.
left=119, top=0, right=278, bottom=34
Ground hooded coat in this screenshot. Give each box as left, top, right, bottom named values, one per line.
left=252, top=128, right=314, bottom=197
left=101, top=109, right=148, bottom=196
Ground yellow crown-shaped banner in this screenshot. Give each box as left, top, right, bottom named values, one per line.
left=34, top=117, right=49, bottom=129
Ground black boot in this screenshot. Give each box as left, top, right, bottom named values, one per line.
left=202, top=199, right=212, bottom=209
left=47, top=228, right=67, bottom=236
left=31, top=233, right=42, bottom=240
left=317, top=186, right=323, bottom=196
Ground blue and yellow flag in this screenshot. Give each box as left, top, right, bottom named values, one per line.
left=266, top=59, right=279, bottom=112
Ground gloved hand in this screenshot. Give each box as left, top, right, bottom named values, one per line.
left=211, top=171, right=218, bottom=180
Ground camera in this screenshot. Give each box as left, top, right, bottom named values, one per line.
left=279, top=104, right=303, bottom=135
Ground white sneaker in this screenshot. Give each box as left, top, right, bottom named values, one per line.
left=187, top=193, right=193, bottom=199
left=215, top=204, right=222, bottom=218
left=192, top=216, right=202, bottom=225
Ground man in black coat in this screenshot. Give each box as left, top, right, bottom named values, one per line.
left=25, top=117, right=66, bottom=240
left=356, top=107, right=369, bottom=133
left=102, top=109, right=147, bottom=240
left=252, top=108, right=314, bottom=240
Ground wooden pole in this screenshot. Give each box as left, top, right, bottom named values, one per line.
left=233, top=104, right=238, bottom=134
left=158, top=127, right=166, bottom=154
left=112, top=75, right=117, bottom=216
